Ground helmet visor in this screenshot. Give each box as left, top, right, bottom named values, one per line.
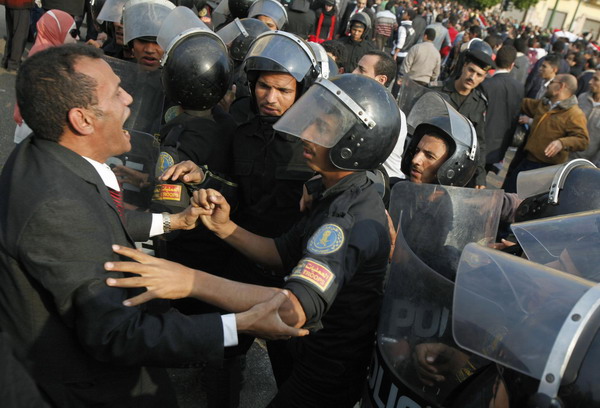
left=517, top=158, right=596, bottom=201
left=273, top=78, right=373, bottom=148
left=216, top=18, right=248, bottom=45
left=408, top=91, right=477, bottom=159
left=97, top=0, right=127, bottom=23
left=157, top=6, right=216, bottom=55
left=245, top=31, right=316, bottom=82
left=454, top=243, right=594, bottom=380
left=123, top=0, right=175, bottom=44
left=248, top=0, right=287, bottom=29
left=512, top=210, right=600, bottom=282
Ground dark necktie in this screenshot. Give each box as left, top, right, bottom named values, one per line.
left=108, top=187, right=125, bottom=218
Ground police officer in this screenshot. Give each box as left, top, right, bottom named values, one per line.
left=152, top=6, right=235, bottom=272
left=216, top=17, right=271, bottom=98
left=401, top=91, right=479, bottom=187
left=158, top=29, right=320, bottom=403
left=104, top=73, right=402, bottom=408
left=429, top=46, right=494, bottom=188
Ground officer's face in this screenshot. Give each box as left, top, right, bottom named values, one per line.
left=255, top=72, right=297, bottom=117
left=131, top=39, right=164, bottom=71
left=257, top=15, right=278, bottom=30
left=410, top=134, right=449, bottom=184
left=74, top=57, right=133, bottom=162
left=301, top=140, right=337, bottom=174
left=457, top=62, right=487, bottom=92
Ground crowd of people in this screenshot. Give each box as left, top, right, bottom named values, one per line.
left=1, top=0, right=600, bottom=407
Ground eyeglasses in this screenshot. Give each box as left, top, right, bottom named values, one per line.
left=70, top=28, right=80, bottom=39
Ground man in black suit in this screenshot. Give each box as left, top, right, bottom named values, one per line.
left=481, top=45, right=525, bottom=173
left=0, top=44, right=303, bottom=407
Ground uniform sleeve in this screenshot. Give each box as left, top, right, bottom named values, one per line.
left=283, top=215, right=387, bottom=327
left=20, top=197, right=224, bottom=366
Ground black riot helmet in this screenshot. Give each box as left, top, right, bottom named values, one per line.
left=248, top=0, right=287, bottom=30
left=228, top=0, right=256, bottom=18
left=244, top=30, right=319, bottom=97
left=515, top=159, right=600, bottom=222
left=401, top=92, right=478, bottom=186
left=349, top=12, right=371, bottom=39
left=308, top=42, right=338, bottom=79
left=274, top=74, right=401, bottom=171
left=158, top=7, right=232, bottom=110
left=123, top=0, right=175, bottom=44
left=216, top=17, right=270, bottom=62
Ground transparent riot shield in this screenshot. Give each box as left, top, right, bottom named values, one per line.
left=366, top=182, right=502, bottom=408
left=396, top=76, right=434, bottom=132
left=512, top=210, right=600, bottom=282
left=106, top=129, right=159, bottom=210
left=104, top=56, right=165, bottom=136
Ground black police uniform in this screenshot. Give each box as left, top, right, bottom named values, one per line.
left=431, top=79, right=488, bottom=187
left=269, top=172, right=390, bottom=408
left=156, top=109, right=236, bottom=275
left=231, top=113, right=314, bottom=245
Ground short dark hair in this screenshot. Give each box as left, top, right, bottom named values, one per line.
left=544, top=53, right=561, bottom=70
left=469, top=25, right=482, bottom=39
left=484, top=34, right=502, bottom=49
left=323, top=40, right=347, bottom=67
left=424, top=28, right=436, bottom=41
left=513, top=37, right=528, bottom=54
left=495, top=45, right=517, bottom=69
left=552, top=39, right=566, bottom=54
left=16, top=44, right=104, bottom=142
left=364, top=50, right=396, bottom=86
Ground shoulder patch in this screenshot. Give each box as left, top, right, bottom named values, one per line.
left=157, top=151, right=175, bottom=174
left=307, top=223, right=345, bottom=255
left=288, top=258, right=334, bottom=293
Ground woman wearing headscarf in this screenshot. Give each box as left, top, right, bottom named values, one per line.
left=13, top=9, right=78, bottom=143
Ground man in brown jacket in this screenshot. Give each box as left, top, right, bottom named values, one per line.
left=504, top=74, right=589, bottom=192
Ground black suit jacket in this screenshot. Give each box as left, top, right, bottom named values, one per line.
left=481, top=72, right=525, bottom=164
left=0, top=137, right=224, bottom=407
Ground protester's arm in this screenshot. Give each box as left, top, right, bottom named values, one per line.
left=105, top=245, right=307, bottom=329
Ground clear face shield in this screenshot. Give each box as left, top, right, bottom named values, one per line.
left=157, top=6, right=222, bottom=65
left=248, top=0, right=288, bottom=29
left=512, top=210, right=600, bottom=282
left=516, top=158, right=596, bottom=202
left=216, top=18, right=249, bottom=45
left=407, top=92, right=477, bottom=161
left=454, top=243, right=600, bottom=402
left=245, top=31, right=317, bottom=82
left=273, top=77, right=375, bottom=148
left=123, top=0, right=176, bottom=44
left=97, top=0, right=128, bottom=23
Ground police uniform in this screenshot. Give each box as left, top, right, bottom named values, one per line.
left=270, top=172, right=390, bottom=407
left=431, top=79, right=488, bottom=187
left=155, top=109, right=236, bottom=274
left=232, top=113, right=314, bottom=243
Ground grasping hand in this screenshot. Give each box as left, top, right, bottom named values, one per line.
left=160, top=160, right=204, bottom=184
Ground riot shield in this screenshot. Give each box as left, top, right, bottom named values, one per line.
left=512, top=210, right=600, bottom=282
left=453, top=244, right=600, bottom=407
left=365, top=182, right=502, bottom=408
left=106, top=129, right=159, bottom=210
left=104, top=56, right=165, bottom=136
left=396, top=76, right=433, bottom=131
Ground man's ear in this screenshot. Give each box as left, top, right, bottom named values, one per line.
left=375, top=74, right=388, bottom=86
left=67, top=107, right=95, bottom=136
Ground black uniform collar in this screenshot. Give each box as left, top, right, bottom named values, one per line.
left=311, top=171, right=369, bottom=200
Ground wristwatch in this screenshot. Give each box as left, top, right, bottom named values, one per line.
left=162, top=212, right=172, bottom=233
